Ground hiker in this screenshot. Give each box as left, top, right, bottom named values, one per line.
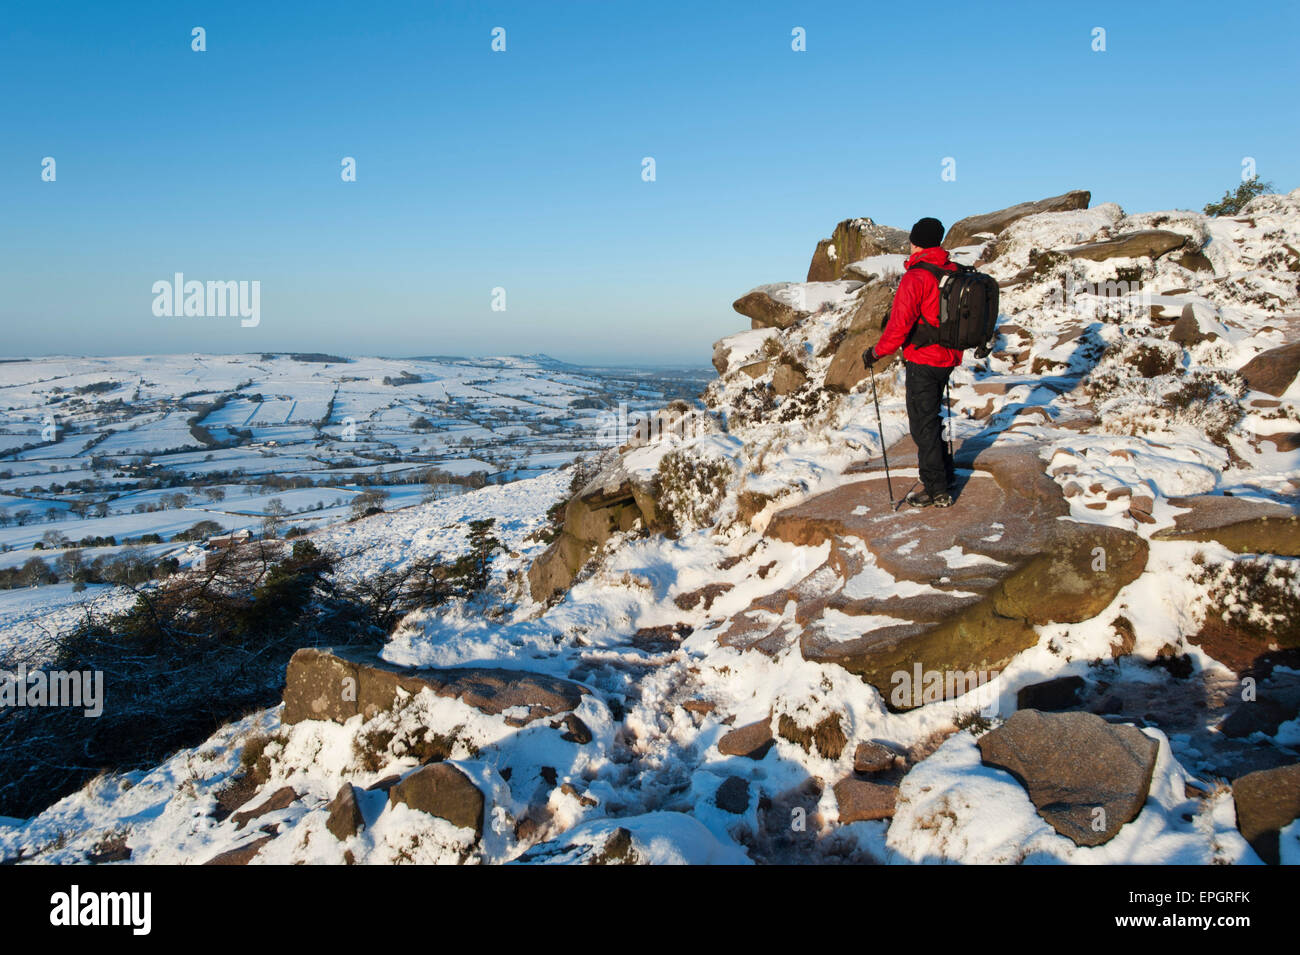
left=863, top=217, right=960, bottom=508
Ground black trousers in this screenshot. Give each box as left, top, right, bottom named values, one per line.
left=904, top=360, right=955, bottom=496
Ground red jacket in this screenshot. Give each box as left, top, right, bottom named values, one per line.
left=874, top=247, right=963, bottom=368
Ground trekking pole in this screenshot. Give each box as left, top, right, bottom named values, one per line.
left=868, top=365, right=894, bottom=508
left=945, top=379, right=954, bottom=461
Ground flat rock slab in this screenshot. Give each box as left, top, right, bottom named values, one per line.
left=1232, top=762, right=1300, bottom=865
left=732, top=281, right=861, bottom=330
left=282, top=646, right=587, bottom=727
left=833, top=777, right=898, bottom=822
left=1061, top=229, right=1187, bottom=262
left=1153, top=494, right=1300, bottom=557
left=231, top=785, right=298, bottom=831
left=943, top=190, right=1091, bottom=250
left=770, top=471, right=1044, bottom=583
left=977, top=709, right=1159, bottom=847
left=758, top=442, right=1148, bottom=700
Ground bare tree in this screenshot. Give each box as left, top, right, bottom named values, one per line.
left=262, top=498, right=288, bottom=537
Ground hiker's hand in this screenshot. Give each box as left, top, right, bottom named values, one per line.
left=862, top=347, right=879, bottom=368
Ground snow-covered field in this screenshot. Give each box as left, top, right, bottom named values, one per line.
left=0, top=353, right=710, bottom=608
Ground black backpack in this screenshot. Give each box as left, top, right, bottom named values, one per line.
left=903, top=262, right=1000, bottom=356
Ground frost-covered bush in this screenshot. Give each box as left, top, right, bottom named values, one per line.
left=655, top=449, right=733, bottom=534
left=1193, top=553, right=1300, bottom=640
left=720, top=381, right=777, bottom=431
left=1084, top=338, right=1244, bottom=446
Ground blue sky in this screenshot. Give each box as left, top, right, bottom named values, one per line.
left=2, top=0, right=1297, bottom=365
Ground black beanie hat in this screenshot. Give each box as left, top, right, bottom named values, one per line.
left=909, top=217, right=944, bottom=248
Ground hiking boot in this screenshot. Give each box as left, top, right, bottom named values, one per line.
left=907, top=490, right=954, bottom=508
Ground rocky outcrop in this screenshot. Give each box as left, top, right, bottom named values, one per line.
left=822, top=282, right=897, bottom=393
left=389, top=762, right=485, bottom=836
left=977, top=710, right=1159, bottom=847
left=731, top=283, right=838, bottom=330
left=1151, top=494, right=1300, bottom=557
left=1060, top=229, right=1187, bottom=262
left=558, top=713, right=593, bottom=744
left=528, top=460, right=662, bottom=602
left=712, top=328, right=777, bottom=375
left=1239, top=341, right=1300, bottom=396
left=943, top=190, right=1091, bottom=249
left=589, top=827, right=638, bottom=864
left=282, top=646, right=587, bottom=727
left=736, top=440, right=1148, bottom=701
left=732, top=280, right=864, bottom=331
left=674, top=582, right=734, bottom=612
left=771, top=357, right=808, bottom=396
left=807, top=218, right=910, bottom=282
left=1232, top=763, right=1300, bottom=865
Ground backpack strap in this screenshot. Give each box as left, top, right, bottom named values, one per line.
left=905, top=262, right=952, bottom=347
left=910, top=261, right=948, bottom=280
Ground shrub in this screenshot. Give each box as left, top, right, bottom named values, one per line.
left=1085, top=338, right=1244, bottom=448
left=955, top=710, right=993, bottom=736
left=449, top=519, right=502, bottom=593
left=0, top=539, right=374, bottom=818
left=526, top=499, right=567, bottom=545
left=349, top=488, right=389, bottom=519
left=1193, top=554, right=1300, bottom=643
left=1203, top=176, right=1274, bottom=217
left=726, top=382, right=777, bottom=430
left=655, top=449, right=732, bottom=534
